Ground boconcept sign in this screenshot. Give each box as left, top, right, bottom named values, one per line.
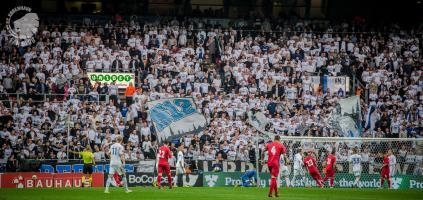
left=113, top=172, right=203, bottom=187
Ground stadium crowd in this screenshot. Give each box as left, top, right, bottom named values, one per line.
left=0, top=16, right=421, bottom=172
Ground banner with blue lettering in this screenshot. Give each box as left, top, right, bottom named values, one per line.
left=147, top=98, right=207, bottom=142
left=38, top=161, right=136, bottom=173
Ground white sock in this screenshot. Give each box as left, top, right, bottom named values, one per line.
left=105, top=177, right=112, bottom=190
left=285, top=177, right=290, bottom=187
left=354, top=177, right=360, bottom=187
left=122, top=177, right=129, bottom=190
left=291, top=176, right=296, bottom=187
left=277, top=176, right=281, bottom=188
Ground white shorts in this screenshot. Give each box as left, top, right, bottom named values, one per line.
left=176, top=166, right=185, bottom=175
left=293, top=168, right=305, bottom=176
left=280, top=166, right=290, bottom=177
left=109, top=164, right=125, bottom=175
left=352, top=166, right=361, bottom=177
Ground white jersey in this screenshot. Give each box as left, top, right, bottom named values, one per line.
left=293, top=153, right=303, bottom=170
left=109, top=143, right=124, bottom=165
left=279, top=154, right=287, bottom=167
left=389, top=155, right=396, bottom=167
left=389, top=155, right=397, bottom=176
left=349, top=154, right=362, bottom=176
left=176, top=151, right=185, bottom=168
left=349, top=154, right=362, bottom=168
left=279, top=154, right=289, bottom=177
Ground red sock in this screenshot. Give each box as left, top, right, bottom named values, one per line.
left=330, top=178, right=334, bottom=187
left=316, top=178, right=323, bottom=187
left=380, top=179, right=384, bottom=188
left=157, top=175, right=162, bottom=187
left=168, top=176, right=172, bottom=188
left=387, top=179, right=391, bottom=189
left=269, top=178, right=274, bottom=196
left=272, top=178, right=278, bottom=195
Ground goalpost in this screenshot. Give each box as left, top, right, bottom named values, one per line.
left=257, top=136, right=423, bottom=189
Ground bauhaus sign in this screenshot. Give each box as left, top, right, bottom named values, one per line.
left=0, top=172, right=104, bottom=188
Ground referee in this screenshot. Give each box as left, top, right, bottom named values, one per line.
left=71, top=146, right=95, bottom=187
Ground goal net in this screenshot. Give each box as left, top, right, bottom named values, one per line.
left=258, top=136, right=423, bottom=189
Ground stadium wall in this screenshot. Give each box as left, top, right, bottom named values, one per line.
left=16, top=159, right=422, bottom=176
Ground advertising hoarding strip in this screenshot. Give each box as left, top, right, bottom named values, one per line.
left=0, top=172, right=104, bottom=188
left=203, top=172, right=423, bottom=189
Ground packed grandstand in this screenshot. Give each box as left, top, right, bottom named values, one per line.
left=0, top=15, right=421, bottom=174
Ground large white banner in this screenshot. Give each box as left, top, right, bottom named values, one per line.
left=248, top=111, right=273, bottom=140
left=326, top=96, right=361, bottom=137
left=147, top=98, right=207, bottom=142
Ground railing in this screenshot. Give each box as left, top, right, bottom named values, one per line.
left=0, top=93, right=112, bottom=106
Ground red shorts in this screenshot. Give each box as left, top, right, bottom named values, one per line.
left=158, top=164, right=170, bottom=175
left=268, top=165, right=280, bottom=177
left=381, top=168, right=389, bottom=178
left=310, top=170, right=322, bottom=180
left=325, top=169, right=335, bottom=178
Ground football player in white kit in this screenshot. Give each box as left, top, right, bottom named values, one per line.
left=291, top=148, right=306, bottom=187
left=348, top=147, right=362, bottom=188
left=388, top=150, right=397, bottom=179
left=105, top=135, right=132, bottom=193
left=278, top=154, right=290, bottom=188
left=175, top=144, right=186, bottom=187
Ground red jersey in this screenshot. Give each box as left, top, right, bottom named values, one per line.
left=325, top=154, right=336, bottom=170
left=266, top=141, right=286, bottom=167
left=304, top=155, right=318, bottom=172
left=382, top=155, right=390, bottom=170
left=158, top=145, right=172, bottom=165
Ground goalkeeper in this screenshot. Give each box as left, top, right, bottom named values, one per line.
left=239, top=169, right=257, bottom=187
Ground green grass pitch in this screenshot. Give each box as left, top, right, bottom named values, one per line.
left=0, top=187, right=422, bottom=200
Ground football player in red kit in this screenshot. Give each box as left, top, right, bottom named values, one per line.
left=264, top=135, right=286, bottom=197
left=380, top=152, right=391, bottom=189
left=156, top=140, right=173, bottom=189
left=323, top=149, right=336, bottom=188
left=303, top=151, right=324, bottom=188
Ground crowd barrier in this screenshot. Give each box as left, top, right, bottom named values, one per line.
left=39, top=161, right=136, bottom=173
left=9, top=159, right=422, bottom=176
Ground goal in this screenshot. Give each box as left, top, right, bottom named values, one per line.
left=258, top=136, right=423, bottom=189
